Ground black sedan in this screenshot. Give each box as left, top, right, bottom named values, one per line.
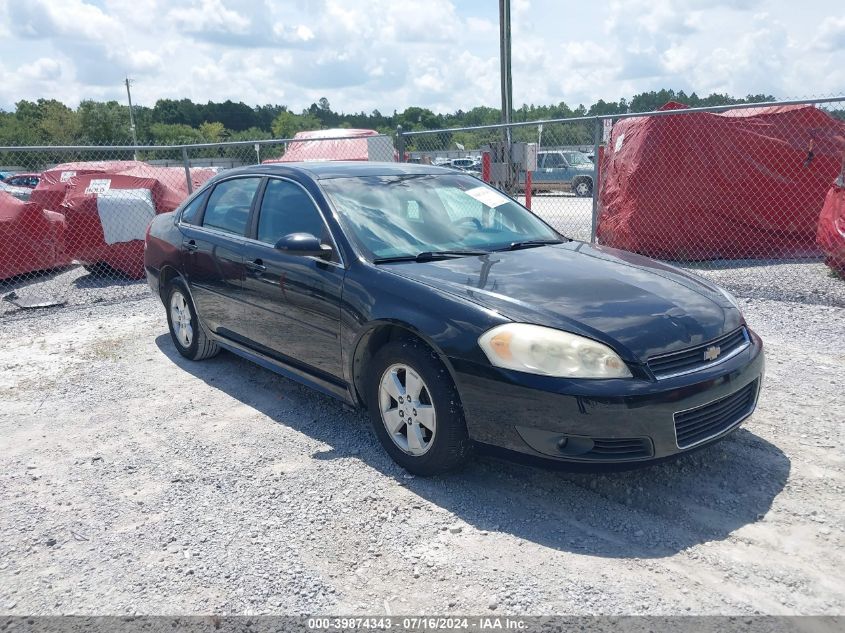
left=144, top=162, right=764, bottom=476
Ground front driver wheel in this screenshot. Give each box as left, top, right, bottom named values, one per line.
left=367, top=338, right=471, bottom=476
left=165, top=278, right=220, bottom=361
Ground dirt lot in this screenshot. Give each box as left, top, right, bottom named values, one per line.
left=0, top=287, right=843, bottom=615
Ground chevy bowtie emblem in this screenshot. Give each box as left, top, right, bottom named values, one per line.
left=703, top=345, right=721, bottom=362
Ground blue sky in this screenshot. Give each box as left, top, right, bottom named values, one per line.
left=0, top=0, right=842, bottom=113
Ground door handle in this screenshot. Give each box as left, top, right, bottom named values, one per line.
left=245, top=259, right=266, bottom=273
left=183, top=239, right=198, bottom=251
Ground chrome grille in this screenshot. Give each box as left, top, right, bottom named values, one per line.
left=648, top=327, right=749, bottom=379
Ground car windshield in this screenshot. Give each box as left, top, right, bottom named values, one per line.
left=320, top=173, right=562, bottom=260
left=563, top=152, right=591, bottom=166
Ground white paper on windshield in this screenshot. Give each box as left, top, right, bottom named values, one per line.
left=96, top=188, right=155, bottom=244
left=464, top=185, right=510, bottom=209
left=60, top=171, right=76, bottom=182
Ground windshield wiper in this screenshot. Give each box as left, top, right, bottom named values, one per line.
left=497, top=239, right=566, bottom=251
left=373, top=249, right=489, bottom=264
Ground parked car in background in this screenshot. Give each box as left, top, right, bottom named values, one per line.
left=447, top=158, right=478, bottom=170
left=2, top=173, right=41, bottom=189
left=145, top=161, right=763, bottom=476
left=0, top=181, right=33, bottom=201
left=521, top=150, right=595, bottom=196
left=446, top=157, right=482, bottom=175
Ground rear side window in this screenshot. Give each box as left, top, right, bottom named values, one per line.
left=180, top=192, right=207, bottom=225
left=202, top=178, right=261, bottom=236
left=256, top=179, right=328, bottom=245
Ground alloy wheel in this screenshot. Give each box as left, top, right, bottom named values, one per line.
left=378, top=363, right=437, bottom=456
left=170, top=290, right=193, bottom=348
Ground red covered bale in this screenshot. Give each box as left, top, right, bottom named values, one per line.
left=597, top=103, right=845, bottom=260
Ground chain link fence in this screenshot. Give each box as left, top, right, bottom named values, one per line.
left=0, top=133, right=394, bottom=318
left=401, top=96, right=845, bottom=307
left=2, top=98, right=844, bottom=319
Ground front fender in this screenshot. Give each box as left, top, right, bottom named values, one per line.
left=339, top=263, right=509, bottom=403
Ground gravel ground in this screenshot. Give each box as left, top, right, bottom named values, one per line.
left=1, top=265, right=145, bottom=317
left=0, top=269, right=843, bottom=616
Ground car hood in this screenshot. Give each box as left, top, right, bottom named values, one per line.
left=380, top=242, right=742, bottom=361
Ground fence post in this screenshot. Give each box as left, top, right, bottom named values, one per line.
left=396, top=125, right=405, bottom=163
left=181, top=147, right=193, bottom=195
left=525, top=169, right=532, bottom=210
left=481, top=151, right=491, bottom=183
left=590, top=117, right=601, bottom=244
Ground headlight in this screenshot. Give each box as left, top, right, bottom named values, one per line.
left=478, top=323, right=632, bottom=378
left=717, top=286, right=742, bottom=313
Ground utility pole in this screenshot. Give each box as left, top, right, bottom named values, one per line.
left=125, top=77, right=138, bottom=158
left=498, top=0, right=513, bottom=140
left=498, top=0, right=514, bottom=190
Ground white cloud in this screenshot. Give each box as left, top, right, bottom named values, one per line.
left=0, top=0, right=841, bottom=115
left=128, top=51, right=163, bottom=73
left=168, top=0, right=251, bottom=37
left=18, top=58, right=62, bottom=81
left=814, top=16, right=845, bottom=52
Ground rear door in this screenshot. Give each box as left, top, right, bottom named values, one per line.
left=239, top=177, right=346, bottom=381
left=181, top=176, right=262, bottom=340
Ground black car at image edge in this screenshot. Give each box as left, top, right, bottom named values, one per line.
left=144, top=161, right=764, bottom=476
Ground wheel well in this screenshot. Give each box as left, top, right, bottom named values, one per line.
left=158, top=265, right=180, bottom=302
left=351, top=324, right=445, bottom=408
left=572, top=175, right=593, bottom=186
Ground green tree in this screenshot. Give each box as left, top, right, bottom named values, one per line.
left=270, top=111, right=321, bottom=139
left=78, top=100, right=132, bottom=144
left=150, top=123, right=204, bottom=144
left=38, top=100, right=82, bottom=144
left=199, top=121, right=227, bottom=142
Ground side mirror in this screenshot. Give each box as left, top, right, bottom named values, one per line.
left=274, top=233, right=332, bottom=260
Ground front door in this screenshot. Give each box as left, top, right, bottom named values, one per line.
left=182, top=176, right=262, bottom=341
left=240, top=177, right=346, bottom=381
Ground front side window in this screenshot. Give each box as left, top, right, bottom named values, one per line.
left=541, top=153, right=565, bottom=168
left=202, top=178, right=260, bottom=236
left=256, top=179, right=329, bottom=245
left=320, top=173, right=561, bottom=260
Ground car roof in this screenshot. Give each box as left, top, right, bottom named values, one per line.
left=221, top=161, right=456, bottom=181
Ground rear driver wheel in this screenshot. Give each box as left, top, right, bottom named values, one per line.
left=165, top=278, right=219, bottom=361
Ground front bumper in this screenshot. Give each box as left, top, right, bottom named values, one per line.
left=451, top=328, right=765, bottom=463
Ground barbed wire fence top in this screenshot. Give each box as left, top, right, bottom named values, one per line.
left=1, top=96, right=844, bottom=320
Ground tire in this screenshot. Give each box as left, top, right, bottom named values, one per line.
left=573, top=179, right=593, bottom=197
left=366, top=337, right=472, bottom=476
left=165, top=277, right=220, bottom=361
